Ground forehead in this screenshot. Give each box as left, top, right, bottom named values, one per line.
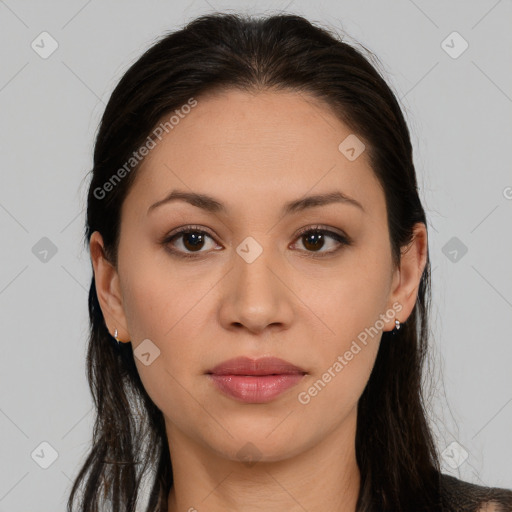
left=124, top=89, right=384, bottom=217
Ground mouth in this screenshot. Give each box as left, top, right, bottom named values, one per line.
left=206, top=355, right=307, bottom=376
left=206, top=356, right=307, bottom=403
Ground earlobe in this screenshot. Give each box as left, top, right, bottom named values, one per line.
left=89, top=231, right=129, bottom=341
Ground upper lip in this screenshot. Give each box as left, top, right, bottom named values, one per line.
left=207, top=356, right=307, bottom=376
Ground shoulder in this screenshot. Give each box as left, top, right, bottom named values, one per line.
left=439, top=473, right=512, bottom=512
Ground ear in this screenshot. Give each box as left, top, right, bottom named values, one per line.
left=89, top=231, right=130, bottom=342
left=385, top=222, right=428, bottom=330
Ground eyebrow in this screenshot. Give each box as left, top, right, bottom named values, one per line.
left=147, top=189, right=365, bottom=216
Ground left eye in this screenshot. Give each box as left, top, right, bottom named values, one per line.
left=162, top=225, right=351, bottom=259
left=292, top=228, right=350, bottom=256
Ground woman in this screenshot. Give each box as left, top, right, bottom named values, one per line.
left=68, top=12, right=512, bottom=512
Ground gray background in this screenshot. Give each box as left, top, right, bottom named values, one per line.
left=1, top=0, right=511, bottom=509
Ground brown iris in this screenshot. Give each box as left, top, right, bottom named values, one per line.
left=301, top=231, right=325, bottom=252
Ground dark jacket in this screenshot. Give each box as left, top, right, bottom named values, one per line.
left=440, top=473, right=512, bottom=511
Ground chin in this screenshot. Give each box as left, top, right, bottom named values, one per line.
left=206, top=426, right=312, bottom=465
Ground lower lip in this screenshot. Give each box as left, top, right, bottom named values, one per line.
left=208, top=373, right=305, bottom=403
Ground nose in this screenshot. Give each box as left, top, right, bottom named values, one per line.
left=218, top=244, right=294, bottom=335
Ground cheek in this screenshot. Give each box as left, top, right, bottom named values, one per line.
left=293, top=248, right=390, bottom=402
left=295, top=276, right=384, bottom=419
left=120, top=272, right=168, bottom=342
left=122, top=268, right=209, bottom=416
left=295, top=331, right=380, bottom=427
left=120, top=257, right=216, bottom=390
left=299, top=253, right=391, bottom=341
left=119, top=241, right=201, bottom=340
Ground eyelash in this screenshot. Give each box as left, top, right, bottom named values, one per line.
left=161, top=224, right=351, bottom=260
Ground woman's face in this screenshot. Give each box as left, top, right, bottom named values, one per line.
left=91, top=89, right=425, bottom=463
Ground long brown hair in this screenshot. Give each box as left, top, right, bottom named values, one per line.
left=69, top=12, right=441, bottom=511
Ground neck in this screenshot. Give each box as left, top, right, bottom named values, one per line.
left=166, top=408, right=361, bottom=512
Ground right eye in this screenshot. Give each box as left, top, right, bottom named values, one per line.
left=161, top=225, right=221, bottom=259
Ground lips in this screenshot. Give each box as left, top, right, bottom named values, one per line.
left=206, top=356, right=307, bottom=376
left=206, top=356, right=307, bottom=403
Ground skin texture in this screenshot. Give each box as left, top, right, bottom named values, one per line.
left=90, top=89, right=428, bottom=512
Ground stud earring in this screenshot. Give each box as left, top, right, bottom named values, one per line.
left=392, top=319, right=401, bottom=334
left=113, top=328, right=131, bottom=345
